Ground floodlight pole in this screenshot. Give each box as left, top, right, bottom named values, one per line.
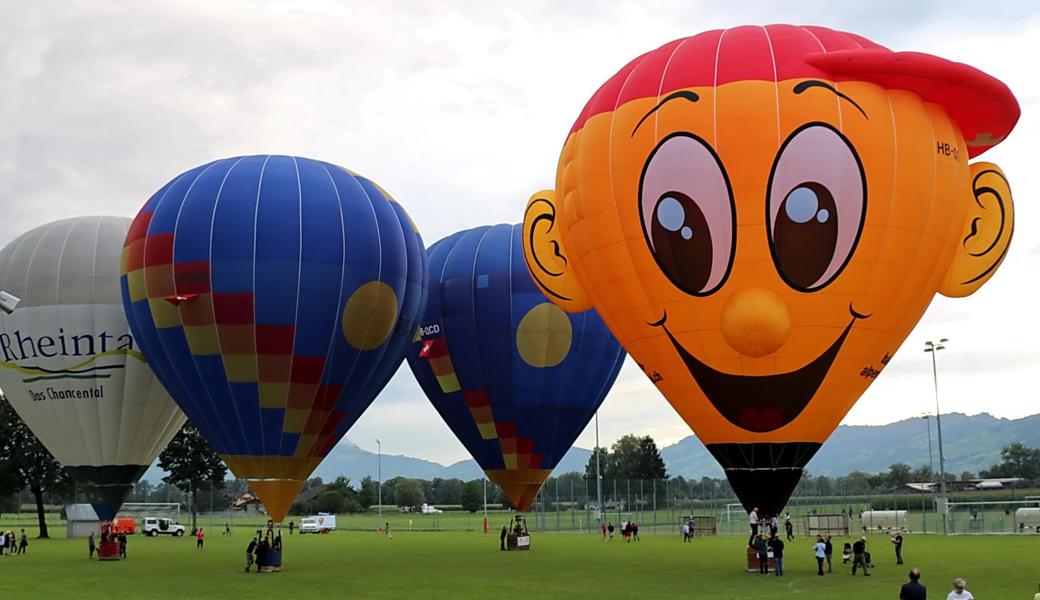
left=925, top=339, right=949, bottom=535
left=595, top=412, right=604, bottom=521
left=922, top=415, right=934, bottom=477
left=377, top=439, right=382, bottom=521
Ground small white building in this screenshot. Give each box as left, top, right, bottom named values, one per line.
left=420, top=503, right=443, bottom=514
left=65, top=503, right=101, bottom=538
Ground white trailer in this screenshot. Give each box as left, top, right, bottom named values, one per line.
left=300, top=513, right=337, bottom=533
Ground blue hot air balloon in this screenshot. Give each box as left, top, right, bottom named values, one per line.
left=120, top=155, right=426, bottom=522
left=406, top=224, right=624, bottom=511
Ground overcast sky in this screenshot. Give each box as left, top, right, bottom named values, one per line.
left=3, top=1, right=1038, bottom=464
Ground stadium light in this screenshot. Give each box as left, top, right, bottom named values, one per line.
left=921, top=414, right=934, bottom=478
left=376, top=439, right=382, bottom=521
left=924, top=339, right=949, bottom=535
left=595, top=412, right=604, bottom=521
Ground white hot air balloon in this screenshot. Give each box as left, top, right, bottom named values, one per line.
left=0, top=216, right=185, bottom=520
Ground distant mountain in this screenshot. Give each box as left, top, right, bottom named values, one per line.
left=661, top=412, right=1040, bottom=479
left=143, top=413, right=1038, bottom=484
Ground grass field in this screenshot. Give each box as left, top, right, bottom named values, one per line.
left=0, top=525, right=1036, bottom=599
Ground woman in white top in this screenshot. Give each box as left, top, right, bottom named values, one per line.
left=946, top=578, right=974, bottom=600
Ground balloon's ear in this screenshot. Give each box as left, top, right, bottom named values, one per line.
left=522, top=190, right=591, bottom=313
left=940, top=163, right=1015, bottom=297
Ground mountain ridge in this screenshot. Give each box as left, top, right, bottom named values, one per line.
left=143, top=412, right=1039, bottom=483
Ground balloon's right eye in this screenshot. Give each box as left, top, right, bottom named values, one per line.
left=639, top=133, right=735, bottom=296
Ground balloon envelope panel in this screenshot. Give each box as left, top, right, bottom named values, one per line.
left=407, top=224, right=624, bottom=511
left=0, top=216, right=186, bottom=520
left=120, top=156, right=426, bottom=521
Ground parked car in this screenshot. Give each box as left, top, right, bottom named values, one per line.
left=141, top=517, right=185, bottom=537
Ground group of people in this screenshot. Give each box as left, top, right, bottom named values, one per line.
left=244, top=527, right=283, bottom=572
left=598, top=520, right=639, bottom=542
left=86, top=528, right=127, bottom=559
left=681, top=517, right=695, bottom=542
left=898, top=569, right=977, bottom=600
left=0, top=529, right=27, bottom=556
left=752, top=532, right=786, bottom=576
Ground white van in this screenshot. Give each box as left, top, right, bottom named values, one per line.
left=299, top=513, right=337, bottom=534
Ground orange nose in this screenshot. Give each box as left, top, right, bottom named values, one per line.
left=720, top=288, right=791, bottom=357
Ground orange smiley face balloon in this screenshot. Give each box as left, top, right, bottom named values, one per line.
left=523, top=25, right=1019, bottom=515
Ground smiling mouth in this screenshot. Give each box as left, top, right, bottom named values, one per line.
left=654, top=305, right=868, bottom=433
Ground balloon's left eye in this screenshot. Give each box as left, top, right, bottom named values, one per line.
left=639, top=133, right=735, bottom=296
left=767, top=123, right=866, bottom=291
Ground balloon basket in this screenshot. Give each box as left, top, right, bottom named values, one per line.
left=97, top=540, right=122, bottom=561
left=745, top=546, right=776, bottom=573
left=256, top=548, right=283, bottom=572
left=505, top=513, right=531, bottom=551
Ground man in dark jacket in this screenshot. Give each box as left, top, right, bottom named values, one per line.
left=768, top=534, right=785, bottom=576
left=899, top=567, right=927, bottom=599
left=852, top=537, right=870, bottom=576
left=754, top=534, right=769, bottom=574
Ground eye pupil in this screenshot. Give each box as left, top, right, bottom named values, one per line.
left=773, top=182, right=839, bottom=289
left=650, top=192, right=714, bottom=294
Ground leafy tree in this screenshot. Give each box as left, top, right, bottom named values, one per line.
left=603, top=435, right=668, bottom=480
left=981, top=443, right=1040, bottom=480
left=960, top=471, right=976, bottom=481
left=584, top=446, right=610, bottom=481
left=158, top=421, right=228, bottom=530
left=0, top=394, right=74, bottom=538
left=313, top=491, right=347, bottom=514
left=395, top=478, right=425, bottom=510
left=358, top=475, right=377, bottom=510
left=885, top=463, right=913, bottom=489
left=460, top=480, right=483, bottom=513
left=432, top=478, right=464, bottom=505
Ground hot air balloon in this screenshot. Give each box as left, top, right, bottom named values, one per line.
left=120, top=155, right=426, bottom=522
left=406, top=224, right=625, bottom=511
left=0, top=216, right=186, bottom=521
left=522, top=25, right=1018, bottom=516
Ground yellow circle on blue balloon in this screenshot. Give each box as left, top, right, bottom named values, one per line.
left=342, top=281, right=398, bottom=350
left=516, top=302, right=572, bottom=368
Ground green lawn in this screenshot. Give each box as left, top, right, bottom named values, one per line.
left=0, top=527, right=1036, bottom=599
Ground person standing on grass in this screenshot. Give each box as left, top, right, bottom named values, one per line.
left=748, top=507, right=759, bottom=547
left=601, top=521, right=607, bottom=540
left=946, top=578, right=973, bottom=600
left=196, top=527, right=205, bottom=550
left=813, top=535, right=826, bottom=576
left=384, top=522, right=392, bottom=540
left=682, top=522, right=690, bottom=542
left=852, top=536, right=870, bottom=576
left=892, top=532, right=904, bottom=564
left=607, top=522, right=615, bottom=540
left=245, top=536, right=258, bottom=572
left=632, top=522, right=639, bottom=541
left=754, top=534, right=769, bottom=574
left=824, top=535, right=833, bottom=573
left=0, top=529, right=6, bottom=556
left=18, top=530, right=27, bottom=555
left=785, top=516, right=795, bottom=541
left=899, top=568, right=927, bottom=600
left=769, top=533, right=785, bottom=577
left=224, top=522, right=231, bottom=535
left=500, top=526, right=507, bottom=551
left=288, top=521, right=295, bottom=535
left=88, top=531, right=95, bottom=559
left=118, top=532, right=127, bottom=559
